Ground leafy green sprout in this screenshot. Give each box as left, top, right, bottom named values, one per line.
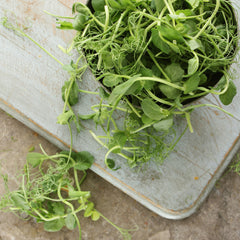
left=2, top=0, right=239, bottom=169
left=0, top=0, right=239, bottom=238
left=0, top=146, right=136, bottom=239
left=67, top=0, right=238, bottom=167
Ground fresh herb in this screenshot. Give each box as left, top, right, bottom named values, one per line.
left=65, top=0, right=238, bottom=168
left=0, top=147, right=135, bottom=240
left=2, top=1, right=238, bottom=168
left=0, top=0, right=238, bottom=238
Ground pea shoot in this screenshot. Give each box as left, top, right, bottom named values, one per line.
left=68, top=0, right=238, bottom=169
left=0, top=147, right=135, bottom=240
left=0, top=0, right=239, bottom=237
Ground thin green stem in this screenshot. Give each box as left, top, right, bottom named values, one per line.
left=57, top=180, right=82, bottom=240
left=78, top=89, right=99, bottom=95
left=193, top=0, right=220, bottom=39
left=124, top=98, right=141, bottom=118
left=97, top=211, right=135, bottom=238
left=91, top=104, right=129, bottom=112
left=134, top=76, right=184, bottom=91
left=179, top=104, right=234, bottom=118
left=163, top=0, right=175, bottom=15
left=147, top=49, right=171, bottom=82
left=43, top=10, right=74, bottom=19
left=104, top=146, right=121, bottom=166
left=79, top=171, right=87, bottom=186
left=89, top=131, right=134, bottom=162
left=146, top=90, right=174, bottom=106
left=2, top=18, right=64, bottom=66
left=185, top=112, right=193, bottom=133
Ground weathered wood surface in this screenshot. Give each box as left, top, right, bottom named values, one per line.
left=1, top=0, right=240, bottom=219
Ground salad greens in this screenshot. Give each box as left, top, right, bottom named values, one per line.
left=0, top=147, right=134, bottom=239
left=59, top=0, right=238, bottom=168
left=0, top=0, right=239, bottom=239
left=3, top=0, right=238, bottom=169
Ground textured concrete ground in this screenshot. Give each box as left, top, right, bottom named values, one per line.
left=0, top=108, right=240, bottom=240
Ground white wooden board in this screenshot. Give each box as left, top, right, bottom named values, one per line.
left=1, top=0, right=240, bottom=219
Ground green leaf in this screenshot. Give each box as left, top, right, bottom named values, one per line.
left=73, top=13, right=88, bottom=31
left=92, top=0, right=105, bottom=11
left=106, top=158, right=120, bottom=171
left=65, top=213, right=76, bottom=230
left=11, top=193, right=30, bottom=210
left=168, top=42, right=181, bottom=54
left=199, top=74, right=207, bottom=85
left=165, top=63, right=184, bottom=82
left=215, top=75, right=226, bottom=91
left=57, top=110, right=74, bottom=125
left=175, top=23, right=189, bottom=34
left=73, top=151, right=94, bottom=171
left=113, top=131, right=128, bottom=148
left=157, top=25, right=184, bottom=43
left=93, top=108, right=109, bottom=125
left=219, top=81, right=237, bottom=105
left=108, top=76, right=138, bottom=105
left=175, top=9, right=194, bottom=16
left=44, top=219, right=65, bottom=232
left=108, top=0, right=135, bottom=9
left=140, top=67, right=153, bottom=77
left=184, top=20, right=198, bottom=36
left=27, top=152, right=45, bottom=167
left=169, top=13, right=187, bottom=20
left=28, top=146, right=35, bottom=152
left=62, top=80, right=79, bottom=106
left=60, top=150, right=94, bottom=170
left=141, top=98, right=166, bottom=121
left=151, top=28, right=171, bottom=54
left=140, top=67, right=156, bottom=90
left=52, top=202, right=65, bottom=216
left=159, top=84, right=181, bottom=99
left=91, top=210, right=101, bottom=221
left=188, top=55, right=199, bottom=75
left=125, top=81, right=143, bottom=95
left=108, top=0, right=122, bottom=9
left=141, top=114, right=153, bottom=125
left=102, top=52, right=114, bottom=69
left=84, top=202, right=94, bottom=218
left=103, top=75, right=122, bottom=87
left=152, top=0, right=165, bottom=12
left=72, top=3, right=89, bottom=14
left=186, top=0, right=200, bottom=9
left=153, top=115, right=173, bottom=132
left=184, top=73, right=200, bottom=94
left=187, top=39, right=203, bottom=51
left=169, top=9, right=194, bottom=19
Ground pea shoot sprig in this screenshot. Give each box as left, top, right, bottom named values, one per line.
left=0, top=147, right=135, bottom=240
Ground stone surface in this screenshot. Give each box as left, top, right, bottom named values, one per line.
left=1, top=110, right=240, bottom=240
left=149, top=230, right=171, bottom=240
